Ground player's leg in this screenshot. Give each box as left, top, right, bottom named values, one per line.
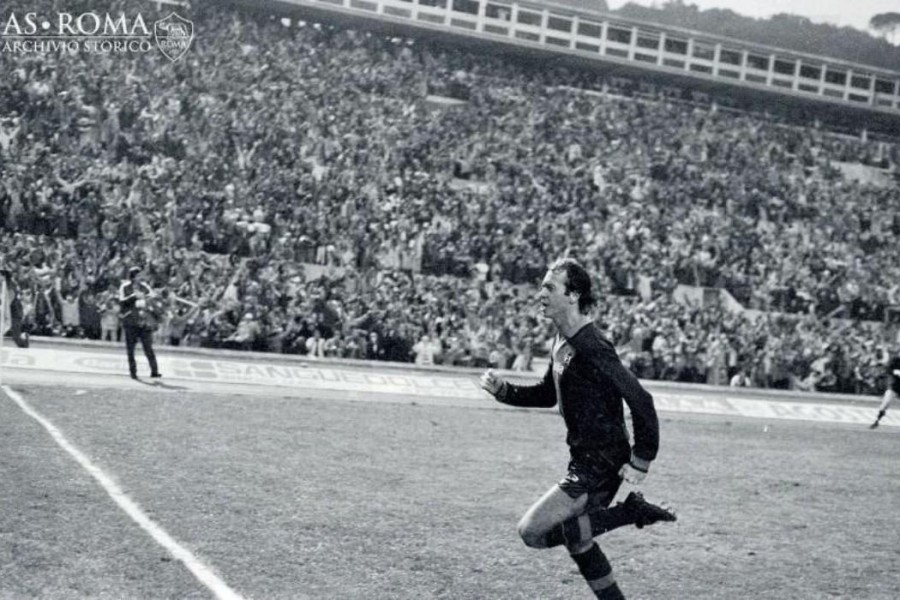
left=124, top=326, right=139, bottom=379
left=567, top=474, right=627, bottom=599
left=139, top=328, right=160, bottom=377
left=871, top=389, right=896, bottom=428
left=517, top=484, right=588, bottom=549
left=538, top=480, right=675, bottom=548
left=516, top=471, right=628, bottom=599
left=517, top=462, right=674, bottom=599
left=530, top=465, right=620, bottom=550
left=570, top=542, right=625, bottom=600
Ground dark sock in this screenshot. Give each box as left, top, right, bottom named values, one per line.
left=571, top=543, right=626, bottom=599
left=587, top=503, right=635, bottom=537
left=543, top=503, right=635, bottom=548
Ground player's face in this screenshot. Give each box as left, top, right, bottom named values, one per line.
left=538, top=270, right=571, bottom=321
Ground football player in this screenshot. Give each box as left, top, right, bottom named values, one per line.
left=480, top=259, right=675, bottom=599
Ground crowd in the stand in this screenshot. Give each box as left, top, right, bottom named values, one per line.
left=1, top=1, right=899, bottom=394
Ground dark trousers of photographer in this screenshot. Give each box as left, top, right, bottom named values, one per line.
left=124, top=323, right=158, bottom=379
left=7, top=297, right=29, bottom=348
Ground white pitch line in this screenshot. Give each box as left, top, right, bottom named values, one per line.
left=1, top=384, right=245, bottom=600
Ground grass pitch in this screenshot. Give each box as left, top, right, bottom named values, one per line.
left=1, top=384, right=897, bottom=599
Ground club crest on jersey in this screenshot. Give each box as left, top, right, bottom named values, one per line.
left=553, top=348, right=574, bottom=378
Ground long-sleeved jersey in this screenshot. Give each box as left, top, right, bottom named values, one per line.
left=497, top=322, right=659, bottom=470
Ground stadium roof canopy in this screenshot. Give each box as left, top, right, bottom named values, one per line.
left=223, top=0, right=900, bottom=137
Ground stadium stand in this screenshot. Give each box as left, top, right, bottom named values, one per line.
left=1, top=0, right=899, bottom=395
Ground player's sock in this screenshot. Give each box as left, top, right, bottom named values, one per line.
left=543, top=504, right=633, bottom=547
left=571, top=543, right=625, bottom=599
left=543, top=493, right=675, bottom=547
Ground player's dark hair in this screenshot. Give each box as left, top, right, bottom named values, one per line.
left=549, top=258, right=597, bottom=314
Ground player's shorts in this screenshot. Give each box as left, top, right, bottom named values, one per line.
left=558, top=452, right=622, bottom=508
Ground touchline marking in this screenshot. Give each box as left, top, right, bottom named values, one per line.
left=1, top=385, right=245, bottom=600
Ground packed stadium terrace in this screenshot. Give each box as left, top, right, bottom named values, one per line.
left=1, top=1, right=899, bottom=395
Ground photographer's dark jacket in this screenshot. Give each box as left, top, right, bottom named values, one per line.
left=496, top=323, right=659, bottom=470
left=118, top=279, right=154, bottom=328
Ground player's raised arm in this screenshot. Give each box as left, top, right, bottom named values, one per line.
left=480, top=367, right=556, bottom=409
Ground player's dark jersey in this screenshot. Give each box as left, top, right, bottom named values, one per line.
left=888, top=356, right=900, bottom=394
left=496, top=322, right=659, bottom=469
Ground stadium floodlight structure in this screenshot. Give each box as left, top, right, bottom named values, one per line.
left=223, top=0, right=900, bottom=137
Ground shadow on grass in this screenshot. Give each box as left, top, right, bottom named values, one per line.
left=133, top=379, right=188, bottom=391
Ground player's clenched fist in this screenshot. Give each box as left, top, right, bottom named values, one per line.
left=618, top=462, right=648, bottom=485
left=479, top=369, right=505, bottom=397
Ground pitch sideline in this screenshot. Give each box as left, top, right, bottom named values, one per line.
left=0, top=384, right=246, bottom=600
